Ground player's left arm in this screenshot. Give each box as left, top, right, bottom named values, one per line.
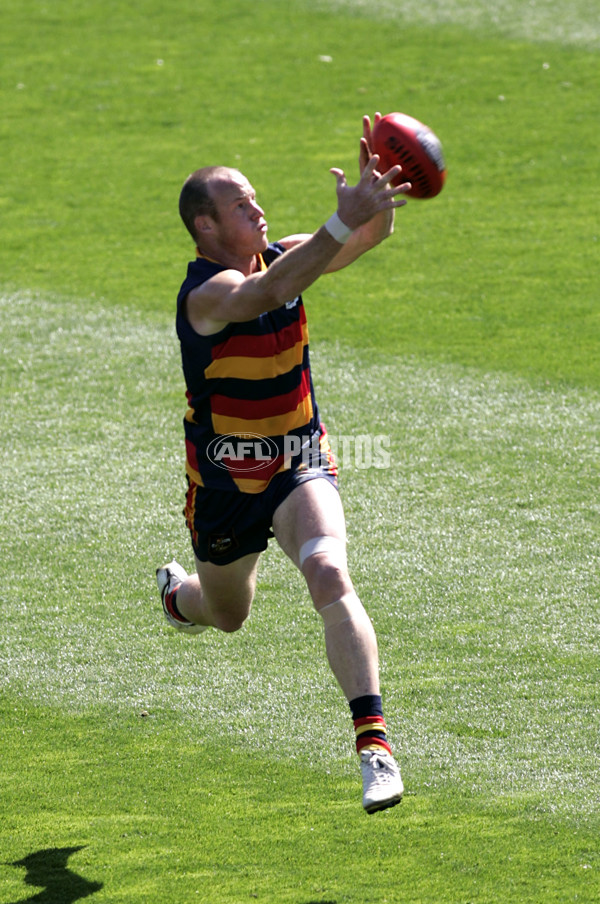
left=278, top=114, right=411, bottom=272
left=278, top=209, right=398, bottom=271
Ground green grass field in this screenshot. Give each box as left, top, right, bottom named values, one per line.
left=1, top=1, right=599, bottom=902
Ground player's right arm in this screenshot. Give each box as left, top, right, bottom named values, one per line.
left=185, top=156, right=405, bottom=336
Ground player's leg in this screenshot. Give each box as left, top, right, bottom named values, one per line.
left=167, top=552, right=261, bottom=633
left=272, top=477, right=378, bottom=699
left=157, top=480, right=269, bottom=634
left=272, top=476, right=403, bottom=812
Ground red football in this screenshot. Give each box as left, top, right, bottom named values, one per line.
left=372, top=112, right=447, bottom=199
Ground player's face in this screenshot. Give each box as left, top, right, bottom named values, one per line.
left=209, top=173, right=269, bottom=254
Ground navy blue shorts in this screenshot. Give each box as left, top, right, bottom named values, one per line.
left=184, top=466, right=339, bottom=565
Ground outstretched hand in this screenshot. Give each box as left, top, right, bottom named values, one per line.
left=330, top=153, right=410, bottom=232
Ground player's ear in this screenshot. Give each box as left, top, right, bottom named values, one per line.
left=194, top=214, right=215, bottom=235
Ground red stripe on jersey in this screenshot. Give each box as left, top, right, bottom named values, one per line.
left=211, top=369, right=311, bottom=420
left=211, top=308, right=306, bottom=360
left=220, top=454, right=284, bottom=480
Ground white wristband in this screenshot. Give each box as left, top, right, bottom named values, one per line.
left=324, top=211, right=352, bottom=244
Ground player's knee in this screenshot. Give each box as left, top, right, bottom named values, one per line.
left=213, top=613, right=247, bottom=633
left=207, top=598, right=252, bottom=633
left=306, top=558, right=351, bottom=605
left=299, top=536, right=352, bottom=604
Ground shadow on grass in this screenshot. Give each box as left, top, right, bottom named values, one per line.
left=8, top=846, right=102, bottom=904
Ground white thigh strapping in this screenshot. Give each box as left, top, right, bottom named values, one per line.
left=298, top=535, right=347, bottom=571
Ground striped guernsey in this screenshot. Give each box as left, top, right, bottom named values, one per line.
left=176, top=242, right=335, bottom=494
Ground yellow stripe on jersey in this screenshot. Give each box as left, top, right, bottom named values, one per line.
left=230, top=461, right=288, bottom=494
left=185, top=461, right=205, bottom=486
left=203, top=339, right=304, bottom=382
left=211, top=394, right=313, bottom=437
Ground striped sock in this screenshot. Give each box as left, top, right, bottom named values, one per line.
left=164, top=587, right=189, bottom=624
left=349, top=694, right=392, bottom=756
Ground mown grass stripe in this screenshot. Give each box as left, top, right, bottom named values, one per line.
left=1, top=291, right=598, bottom=820
left=303, top=0, right=600, bottom=47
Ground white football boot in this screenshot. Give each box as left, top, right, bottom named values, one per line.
left=156, top=560, right=207, bottom=635
left=360, top=747, right=404, bottom=813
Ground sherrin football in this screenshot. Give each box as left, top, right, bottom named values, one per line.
left=372, top=112, right=447, bottom=199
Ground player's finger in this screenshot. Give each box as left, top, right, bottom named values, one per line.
left=361, top=154, right=381, bottom=180
left=377, top=164, right=403, bottom=186
left=359, top=136, right=370, bottom=164
left=330, top=167, right=348, bottom=189
left=386, top=182, right=412, bottom=201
